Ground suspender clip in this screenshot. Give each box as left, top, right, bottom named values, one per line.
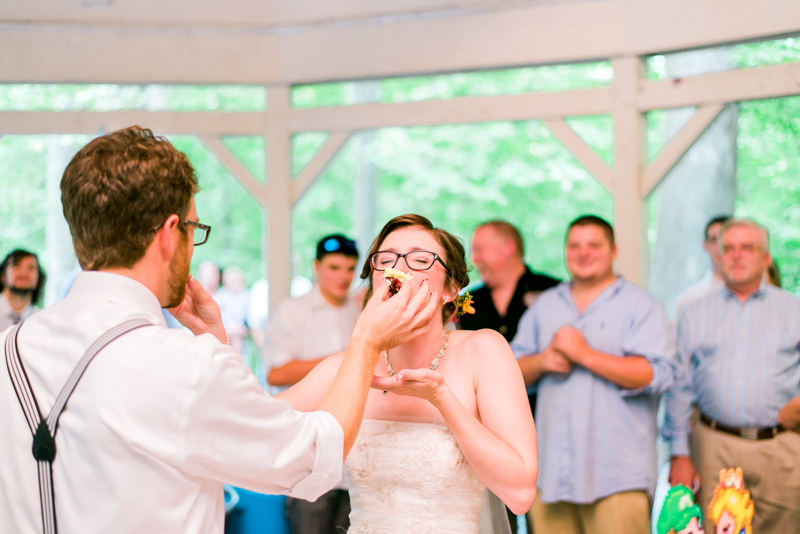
left=33, top=420, right=57, bottom=462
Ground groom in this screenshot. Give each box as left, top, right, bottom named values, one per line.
left=0, top=126, right=438, bottom=532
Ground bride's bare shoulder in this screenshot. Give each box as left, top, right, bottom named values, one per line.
left=452, top=328, right=508, bottom=346
left=451, top=328, right=514, bottom=360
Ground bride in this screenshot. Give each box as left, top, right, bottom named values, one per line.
left=277, top=214, right=538, bottom=534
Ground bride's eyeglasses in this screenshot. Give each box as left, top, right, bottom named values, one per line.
left=370, top=251, right=449, bottom=272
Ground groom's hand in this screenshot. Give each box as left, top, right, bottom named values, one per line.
left=353, top=278, right=438, bottom=354
left=168, top=275, right=228, bottom=344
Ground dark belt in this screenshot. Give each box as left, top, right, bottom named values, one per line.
left=699, top=413, right=787, bottom=441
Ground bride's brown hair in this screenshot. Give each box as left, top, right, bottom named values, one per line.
left=360, top=214, right=470, bottom=322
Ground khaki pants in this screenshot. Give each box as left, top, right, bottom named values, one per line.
left=692, top=421, right=800, bottom=532
left=529, top=490, right=650, bottom=534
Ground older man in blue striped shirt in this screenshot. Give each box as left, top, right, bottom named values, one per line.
left=513, top=216, right=678, bottom=534
left=665, top=219, right=800, bottom=532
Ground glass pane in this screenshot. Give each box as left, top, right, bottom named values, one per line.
left=736, top=96, right=800, bottom=294
left=646, top=107, right=696, bottom=162
left=647, top=36, right=800, bottom=80
left=292, top=139, right=358, bottom=282
left=221, top=136, right=266, bottom=183
left=564, top=115, right=614, bottom=167
left=292, top=61, right=613, bottom=109
left=171, top=136, right=265, bottom=285
left=374, top=120, right=613, bottom=282
left=292, top=132, right=329, bottom=177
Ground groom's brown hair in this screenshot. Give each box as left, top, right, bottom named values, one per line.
left=360, top=214, right=470, bottom=323
left=61, top=126, right=199, bottom=270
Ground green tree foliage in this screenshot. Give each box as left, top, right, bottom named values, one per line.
left=0, top=136, right=48, bottom=257
left=737, top=96, right=800, bottom=291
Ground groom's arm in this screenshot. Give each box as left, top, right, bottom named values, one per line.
left=316, top=279, right=438, bottom=457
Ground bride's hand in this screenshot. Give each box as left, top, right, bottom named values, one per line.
left=372, top=369, right=449, bottom=405
left=167, top=275, right=227, bottom=344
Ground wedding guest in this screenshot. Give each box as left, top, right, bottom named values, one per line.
left=215, top=266, right=250, bottom=357
left=665, top=219, right=800, bottom=532
left=0, top=126, right=436, bottom=532
left=0, top=249, right=46, bottom=331
left=263, top=234, right=361, bottom=534
left=197, top=260, right=221, bottom=296
left=459, top=220, right=558, bottom=533
left=460, top=220, right=559, bottom=340
left=513, top=215, right=677, bottom=534
left=247, top=277, right=269, bottom=349
left=767, top=258, right=781, bottom=287
left=673, top=215, right=730, bottom=318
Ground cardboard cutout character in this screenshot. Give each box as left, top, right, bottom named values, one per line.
left=657, top=484, right=705, bottom=534
left=708, top=468, right=754, bottom=534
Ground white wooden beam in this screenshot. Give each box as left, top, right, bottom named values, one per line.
left=0, top=111, right=266, bottom=136
left=639, top=61, right=800, bottom=111
left=292, top=132, right=352, bottom=204
left=2, top=60, right=798, bottom=141
left=0, top=0, right=527, bottom=28
left=2, top=0, right=798, bottom=85
left=640, top=104, right=725, bottom=197
left=265, top=86, right=293, bottom=311
left=289, top=88, right=611, bottom=132
left=610, top=56, right=648, bottom=286
left=542, top=118, right=613, bottom=192
left=200, top=135, right=267, bottom=206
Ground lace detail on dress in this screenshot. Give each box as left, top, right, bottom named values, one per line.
left=346, top=420, right=485, bottom=534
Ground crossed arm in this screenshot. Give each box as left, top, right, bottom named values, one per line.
left=517, top=326, right=653, bottom=390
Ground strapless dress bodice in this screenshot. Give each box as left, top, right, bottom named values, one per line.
left=345, top=419, right=485, bottom=534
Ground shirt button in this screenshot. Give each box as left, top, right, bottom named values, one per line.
left=499, top=325, right=508, bottom=334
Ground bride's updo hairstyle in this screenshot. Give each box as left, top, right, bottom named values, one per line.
left=361, top=214, right=470, bottom=323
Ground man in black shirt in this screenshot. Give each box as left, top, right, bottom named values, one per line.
left=459, top=220, right=559, bottom=533
left=460, top=221, right=559, bottom=341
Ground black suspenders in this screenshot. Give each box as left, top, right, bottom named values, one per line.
left=4, top=318, right=153, bottom=534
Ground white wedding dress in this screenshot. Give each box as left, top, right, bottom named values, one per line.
left=346, top=418, right=508, bottom=534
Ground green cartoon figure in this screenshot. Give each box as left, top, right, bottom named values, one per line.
left=658, top=485, right=705, bottom=534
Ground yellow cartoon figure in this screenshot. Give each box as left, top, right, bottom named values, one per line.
left=708, top=468, right=754, bottom=534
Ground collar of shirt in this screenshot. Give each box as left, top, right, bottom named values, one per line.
left=307, top=284, right=332, bottom=310
left=722, top=279, right=768, bottom=302
left=306, top=284, right=355, bottom=312
left=69, top=271, right=168, bottom=328
left=555, top=275, right=626, bottom=317
left=0, top=292, right=37, bottom=321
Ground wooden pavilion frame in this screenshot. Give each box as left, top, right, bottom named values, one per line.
left=1, top=0, right=799, bottom=309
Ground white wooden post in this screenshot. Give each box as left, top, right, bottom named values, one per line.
left=611, top=56, right=648, bottom=285
left=266, top=86, right=293, bottom=311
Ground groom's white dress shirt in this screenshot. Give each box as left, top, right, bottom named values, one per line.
left=0, top=271, right=344, bottom=533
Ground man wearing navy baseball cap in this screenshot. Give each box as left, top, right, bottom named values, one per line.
left=316, top=234, right=358, bottom=262
left=263, top=233, right=361, bottom=534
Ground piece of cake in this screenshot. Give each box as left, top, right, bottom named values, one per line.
left=383, top=268, right=413, bottom=297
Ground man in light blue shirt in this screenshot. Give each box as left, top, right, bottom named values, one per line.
left=513, top=215, right=677, bottom=534
left=664, top=219, right=800, bottom=532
